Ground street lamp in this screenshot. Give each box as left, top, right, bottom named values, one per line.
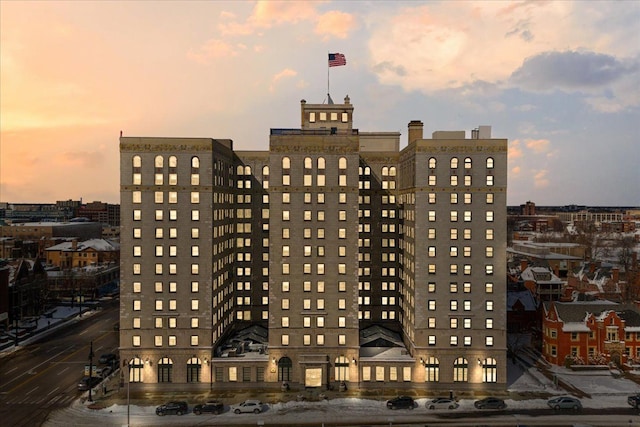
left=88, top=341, right=94, bottom=402
left=125, top=359, right=131, bottom=427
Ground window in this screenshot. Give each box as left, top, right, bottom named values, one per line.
left=486, top=157, right=494, bottom=168
left=486, top=211, right=494, bottom=222
left=464, top=157, right=472, bottom=169
left=450, top=157, right=458, bottom=169
left=429, top=158, right=436, bottom=168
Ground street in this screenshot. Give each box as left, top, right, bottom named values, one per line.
left=0, top=302, right=119, bottom=426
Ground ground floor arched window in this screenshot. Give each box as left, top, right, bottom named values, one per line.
left=278, top=357, right=292, bottom=382
left=334, top=356, right=349, bottom=381
left=129, top=357, right=144, bottom=383
left=187, top=357, right=201, bottom=383
left=482, top=357, right=497, bottom=383
left=425, top=356, right=439, bottom=382
left=158, top=357, right=173, bottom=383
left=453, top=357, right=468, bottom=382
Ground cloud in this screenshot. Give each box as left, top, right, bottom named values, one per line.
left=314, top=10, right=355, bottom=39
left=508, top=140, right=523, bottom=160
left=187, top=39, right=244, bottom=64
left=269, top=68, right=297, bottom=92
left=55, top=150, right=105, bottom=168
left=510, top=50, right=638, bottom=90
left=525, top=139, right=550, bottom=154
left=366, top=1, right=640, bottom=112
left=218, top=2, right=331, bottom=36
left=511, top=166, right=521, bottom=175
left=533, top=169, right=549, bottom=189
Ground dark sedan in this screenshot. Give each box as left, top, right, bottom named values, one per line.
left=386, top=396, right=415, bottom=409
left=156, top=401, right=188, bottom=416
left=474, top=397, right=506, bottom=409
left=193, top=401, right=224, bottom=415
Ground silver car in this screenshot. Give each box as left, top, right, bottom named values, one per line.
left=426, top=397, right=459, bottom=410
left=547, top=396, right=582, bottom=410
left=231, top=399, right=264, bottom=414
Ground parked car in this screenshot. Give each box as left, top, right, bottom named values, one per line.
left=155, top=401, right=188, bottom=416
left=426, top=397, right=459, bottom=410
left=77, top=376, right=102, bottom=391
left=386, top=396, right=415, bottom=410
left=98, top=353, right=118, bottom=365
left=628, top=394, right=640, bottom=408
left=100, top=366, right=113, bottom=378
left=474, top=397, right=506, bottom=409
left=193, top=401, right=224, bottom=415
left=231, top=399, right=263, bottom=414
left=547, top=396, right=582, bottom=410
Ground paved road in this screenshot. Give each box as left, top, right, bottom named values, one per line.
left=0, top=302, right=119, bottom=427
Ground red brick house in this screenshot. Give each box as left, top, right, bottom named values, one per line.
left=542, top=301, right=640, bottom=367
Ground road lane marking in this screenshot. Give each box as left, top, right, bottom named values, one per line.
left=47, top=386, right=60, bottom=396
left=57, top=367, right=69, bottom=376
left=25, top=386, right=39, bottom=395
left=6, top=367, right=18, bottom=374
left=6, top=329, right=113, bottom=393
left=1, top=349, right=67, bottom=389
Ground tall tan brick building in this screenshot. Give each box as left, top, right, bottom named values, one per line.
left=119, top=96, right=508, bottom=392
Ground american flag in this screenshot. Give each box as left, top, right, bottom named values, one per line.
left=328, top=53, right=347, bottom=67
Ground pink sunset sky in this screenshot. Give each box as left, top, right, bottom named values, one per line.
left=1, top=1, right=639, bottom=205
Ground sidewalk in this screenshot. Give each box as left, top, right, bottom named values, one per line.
left=0, top=304, right=98, bottom=355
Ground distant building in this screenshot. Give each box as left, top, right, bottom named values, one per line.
left=542, top=301, right=640, bottom=367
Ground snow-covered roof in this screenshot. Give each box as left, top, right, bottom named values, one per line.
left=45, top=238, right=119, bottom=252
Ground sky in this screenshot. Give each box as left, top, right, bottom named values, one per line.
left=1, top=1, right=639, bottom=206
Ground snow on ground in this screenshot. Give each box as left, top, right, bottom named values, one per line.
left=44, top=363, right=640, bottom=426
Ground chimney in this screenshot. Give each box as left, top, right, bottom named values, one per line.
left=408, top=120, right=424, bottom=144
left=72, top=239, right=78, bottom=250
left=612, top=267, right=619, bottom=283
left=520, top=259, right=528, bottom=272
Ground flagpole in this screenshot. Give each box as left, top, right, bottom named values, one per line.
left=327, top=52, right=330, bottom=100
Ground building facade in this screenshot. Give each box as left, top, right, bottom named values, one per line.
left=119, top=96, right=508, bottom=392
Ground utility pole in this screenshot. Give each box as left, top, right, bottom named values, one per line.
left=88, top=341, right=94, bottom=402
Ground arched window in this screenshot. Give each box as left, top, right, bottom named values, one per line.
left=482, top=357, right=497, bottom=383
left=244, top=165, right=251, bottom=175
left=389, top=166, right=397, bottom=177
left=464, top=158, right=472, bottom=169
left=129, top=357, right=144, bottom=383
left=278, top=357, right=292, bottom=382
left=486, top=157, right=494, bottom=169
left=236, top=165, right=244, bottom=175
left=425, top=356, right=439, bottom=382
left=154, top=156, right=164, bottom=185
left=262, top=165, right=269, bottom=189
left=132, top=156, right=142, bottom=185
left=186, top=357, right=202, bottom=383
left=317, top=157, right=325, bottom=170
left=168, top=156, right=177, bottom=185
left=382, top=166, right=389, bottom=176
left=158, top=357, right=173, bottom=383
left=428, top=158, right=437, bottom=169
left=338, top=157, right=347, bottom=170
left=364, top=166, right=371, bottom=175
left=335, top=356, right=350, bottom=381
left=304, top=157, right=313, bottom=169
left=450, top=157, right=459, bottom=169
left=282, top=157, right=291, bottom=186
left=453, top=357, right=468, bottom=382
left=191, top=156, right=200, bottom=185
